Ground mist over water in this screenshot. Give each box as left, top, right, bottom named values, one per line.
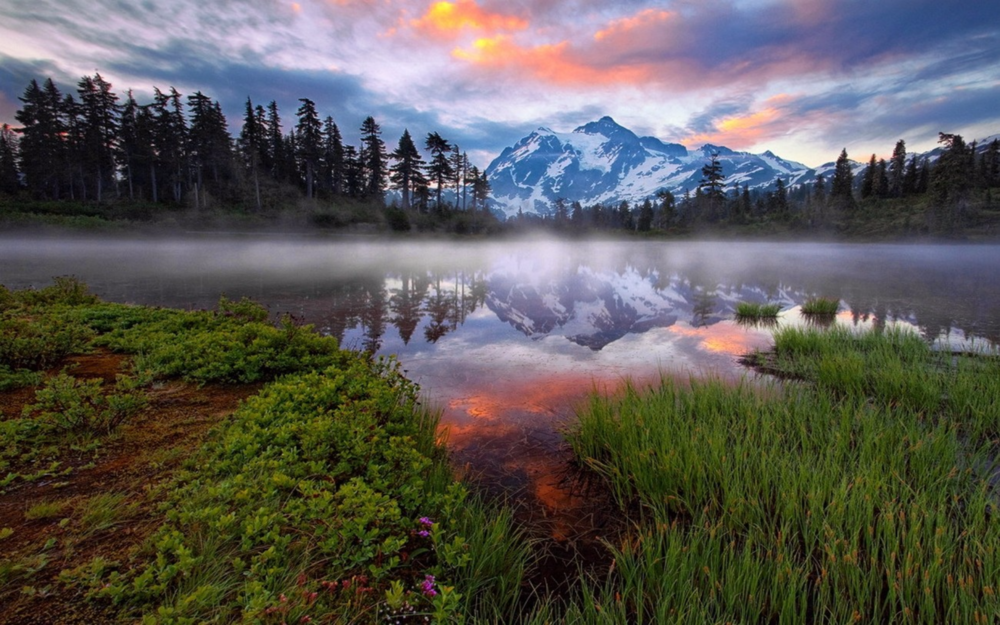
left=3, top=234, right=998, bottom=533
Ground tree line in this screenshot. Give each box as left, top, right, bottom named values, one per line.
left=0, top=74, right=493, bottom=227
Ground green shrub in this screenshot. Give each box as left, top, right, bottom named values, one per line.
left=14, top=276, right=100, bottom=307
left=22, top=373, right=148, bottom=434
left=0, top=316, right=95, bottom=370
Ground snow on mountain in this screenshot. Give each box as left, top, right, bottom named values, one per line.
left=484, top=262, right=801, bottom=350
left=485, top=117, right=814, bottom=218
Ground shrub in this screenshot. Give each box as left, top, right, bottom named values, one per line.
left=22, top=373, right=148, bottom=434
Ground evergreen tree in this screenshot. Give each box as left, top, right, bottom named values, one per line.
left=15, top=78, right=67, bottom=198
left=698, top=151, right=725, bottom=220
left=931, top=133, right=971, bottom=227
left=0, top=124, right=19, bottom=195
left=76, top=73, right=119, bottom=202
left=389, top=129, right=425, bottom=211
left=359, top=116, right=387, bottom=200
left=118, top=90, right=142, bottom=201
left=616, top=200, right=633, bottom=229
left=831, top=148, right=855, bottom=210
left=187, top=92, right=231, bottom=207
left=238, top=97, right=266, bottom=211
left=323, top=119, right=345, bottom=195
left=152, top=87, right=188, bottom=203
left=424, top=132, right=454, bottom=212
left=343, top=144, right=362, bottom=197
left=471, top=166, right=491, bottom=212
left=861, top=154, right=877, bottom=199
left=295, top=98, right=322, bottom=199
left=888, top=139, right=906, bottom=197
left=903, top=154, right=920, bottom=196
left=266, top=101, right=285, bottom=182
left=875, top=158, right=889, bottom=198
left=637, top=198, right=654, bottom=231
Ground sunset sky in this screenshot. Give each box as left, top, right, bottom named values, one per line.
left=0, top=0, right=997, bottom=169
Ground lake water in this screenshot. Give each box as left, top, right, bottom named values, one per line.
left=3, top=235, right=999, bottom=542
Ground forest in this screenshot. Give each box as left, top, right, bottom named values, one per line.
left=1, top=72, right=998, bottom=238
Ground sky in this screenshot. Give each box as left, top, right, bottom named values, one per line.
left=0, top=0, right=998, bottom=169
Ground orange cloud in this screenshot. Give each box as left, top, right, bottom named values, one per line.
left=413, top=0, right=528, bottom=37
left=594, top=8, right=674, bottom=41
left=683, top=95, right=796, bottom=149
left=452, top=35, right=652, bottom=86
left=668, top=322, right=772, bottom=356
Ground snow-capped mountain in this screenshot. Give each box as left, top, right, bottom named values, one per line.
left=485, top=116, right=817, bottom=218
left=485, top=263, right=802, bottom=350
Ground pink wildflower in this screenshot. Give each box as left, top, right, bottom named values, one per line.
left=422, top=575, right=437, bottom=597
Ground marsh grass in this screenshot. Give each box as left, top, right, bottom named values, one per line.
left=24, top=500, right=69, bottom=521
left=566, top=327, right=1000, bottom=623
left=801, top=296, right=840, bottom=315
left=76, top=492, right=139, bottom=534
left=735, top=301, right=781, bottom=319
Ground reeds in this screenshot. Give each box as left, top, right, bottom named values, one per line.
left=735, top=301, right=782, bottom=319
left=801, top=296, right=840, bottom=315
left=566, top=328, right=1000, bottom=623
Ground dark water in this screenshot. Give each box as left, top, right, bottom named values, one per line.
left=3, top=235, right=999, bottom=545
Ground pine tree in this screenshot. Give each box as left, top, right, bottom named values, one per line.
left=295, top=98, right=322, bottom=199
left=424, top=132, right=454, bottom=212
left=861, top=154, right=877, bottom=199
left=637, top=198, right=654, bottom=231
left=903, top=155, right=919, bottom=196
left=323, top=119, right=345, bottom=196
left=0, top=124, right=20, bottom=195
left=15, top=78, right=67, bottom=198
left=831, top=148, right=855, bottom=210
left=888, top=139, right=906, bottom=197
left=266, top=101, right=285, bottom=182
left=875, top=159, right=889, bottom=198
left=152, top=87, right=188, bottom=203
left=188, top=92, right=231, bottom=208
left=76, top=73, right=119, bottom=202
left=238, top=97, right=266, bottom=210
left=389, top=129, right=425, bottom=211
left=471, top=166, right=491, bottom=212
left=118, top=90, right=141, bottom=200
left=359, top=116, right=387, bottom=200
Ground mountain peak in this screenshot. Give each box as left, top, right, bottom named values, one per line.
left=574, top=116, right=630, bottom=136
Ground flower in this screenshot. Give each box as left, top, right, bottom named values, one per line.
left=418, top=517, right=433, bottom=527
left=418, top=530, right=430, bottom=538
left=421, top=575, right=437, bottom=597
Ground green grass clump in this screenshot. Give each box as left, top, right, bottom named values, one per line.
left=566, top=328, right=1000, bottom=623
left=735, top=301, right=782, bottom=319
left=801, top=296, right=840, bottom=315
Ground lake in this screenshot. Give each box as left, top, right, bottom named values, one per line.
left=3, top=235, right=998, bottom=540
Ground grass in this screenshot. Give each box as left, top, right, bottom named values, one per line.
left=734, top=301, right=782, bottom=319
left=565, top=327, right=1000, bottom=623
left=24, top=500, right=69, bottom=521
left=801, top=296, right=840, bottom=315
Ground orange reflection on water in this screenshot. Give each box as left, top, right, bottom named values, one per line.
left=668, top=321, right=771, bottom=356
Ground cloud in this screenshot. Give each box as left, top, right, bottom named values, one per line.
left=412, top=0, right=529, bottom=38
